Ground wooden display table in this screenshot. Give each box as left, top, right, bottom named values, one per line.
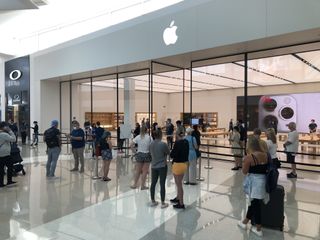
left=299, top=135, right=320, bottom=159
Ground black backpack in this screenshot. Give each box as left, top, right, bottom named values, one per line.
left=44, top=128, right=59, bottom=148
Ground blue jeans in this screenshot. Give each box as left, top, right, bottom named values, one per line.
left=46, top=147, right=61, bottom=177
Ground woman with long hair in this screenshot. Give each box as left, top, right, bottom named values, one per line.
left=170, top=133, right=189, bottom=209
left=130, top=125, right=152, bottom=190
left=266, top=128, right=280, bottom=168
left=238, top=136, right=269, bottom=237
left=100, top=131, right=113, bottom=181
left=149, top=129, right=170, bottom=208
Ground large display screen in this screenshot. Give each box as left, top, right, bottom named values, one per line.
left=237, top=93, right=320, bottom=133
left=259, top=93, right=320, bottom=133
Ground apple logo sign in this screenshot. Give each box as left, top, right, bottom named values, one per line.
left=163, top=21, right=178, bottom=46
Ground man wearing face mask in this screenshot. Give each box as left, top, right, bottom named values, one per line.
left=69, top=121, right=85, bottom=173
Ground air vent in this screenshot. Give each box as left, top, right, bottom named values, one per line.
left=31, top=0, right=49, bottom=7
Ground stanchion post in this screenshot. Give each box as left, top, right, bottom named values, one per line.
left=196, top=154, right=205, bottom=181
left=92, top=157, right=101, bottom=180
left=204, top=139, right=213, bottom=169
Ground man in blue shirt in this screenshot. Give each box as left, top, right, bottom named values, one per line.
left=69, top=121, right=85, bottom=173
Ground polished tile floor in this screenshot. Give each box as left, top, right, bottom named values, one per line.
left=0, top=143, right=319, bottom=240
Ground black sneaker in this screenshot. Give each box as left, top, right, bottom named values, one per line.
left=287, top=173, right=297, bottom=178
left=0, top=184, right=5, bottom=188
left=173, top=203, right=185, bottom=209
left=231, top=167, right=240, bottom=171
left=189, top=182, right=198, bottom=185
left=183, top=181, right=190, bottom=185
left=170, top=197, right=179, bottom=203
left=70, top=168, right=79, bottom=172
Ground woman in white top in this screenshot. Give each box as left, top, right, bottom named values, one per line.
left=266, top=128, right=280, bottom=168
left=130, top=125, right=153, bottom=190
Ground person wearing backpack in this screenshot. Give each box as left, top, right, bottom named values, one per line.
left=238, top=136, right=269, bottom=237
left=69, top=121, right=85, bottom=173
left=43, top=120, right=61, bottom=178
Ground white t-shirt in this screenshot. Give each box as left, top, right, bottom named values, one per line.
left=286, top=130, right=299, bottom=153
left=133, top=135, right=152, bottom=153
left=266, top=139, right=277, bottom=159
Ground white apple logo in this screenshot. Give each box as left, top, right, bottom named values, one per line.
left=163, top=21, right=178, bottom=46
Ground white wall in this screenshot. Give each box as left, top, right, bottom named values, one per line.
left=28, top=0, right=320, bottom=128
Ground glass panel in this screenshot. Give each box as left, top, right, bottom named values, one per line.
left=191, top=54, right=245, bottom=162
left=248, top=42, right=320, bottom=170
left=60, top=81, right=71, bottom=134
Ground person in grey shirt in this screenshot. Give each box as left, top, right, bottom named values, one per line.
left=0, top=121, right=17, bottom=187
left=149, top=129, right=170, bottom=208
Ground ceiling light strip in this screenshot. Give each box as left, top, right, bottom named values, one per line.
left=232, top=62, right=295, bottom=84
left=292, top=53, right=320, bottom=73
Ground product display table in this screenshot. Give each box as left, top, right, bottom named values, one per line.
left=299, top=135, right=320, bottom=158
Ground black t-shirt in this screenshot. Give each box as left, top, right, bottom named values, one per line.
left=192, top=130, right=201, bottom=146
left=170, top=139, right=189, bottom=163
left=309, top=123, right=317, bottom=132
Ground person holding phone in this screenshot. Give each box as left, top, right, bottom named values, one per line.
left=0, top=122, right=17, bottom=187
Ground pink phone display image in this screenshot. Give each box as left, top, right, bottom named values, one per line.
left=259, top=93, right=320, bottom=133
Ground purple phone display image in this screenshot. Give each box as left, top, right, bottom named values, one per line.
left=258, top=93, right=320, bottom=133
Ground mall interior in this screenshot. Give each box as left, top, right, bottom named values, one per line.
left=0, top=0, right=320, bottom=239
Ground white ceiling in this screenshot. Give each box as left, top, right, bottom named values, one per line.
left=0, top=0, right=183, bottom=56
left=82, top=50, right=320, bottom=93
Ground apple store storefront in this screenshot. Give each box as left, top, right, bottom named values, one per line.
left=52, top=41, right=320, bottom=172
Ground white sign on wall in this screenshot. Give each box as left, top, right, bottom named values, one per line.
left=163, top=21, right=178, bottom=46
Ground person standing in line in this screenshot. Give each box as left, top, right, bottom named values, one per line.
left=95, top=121, right=104, bottom=160
left=166, top=118, right=174, bottom=150
left=184, top=127, right=198, bottom=185
left=176, top=120, right=185, bottom=137
left=30, top=121, right=39, bottom=146
left=308, top=119, right=317, bottom=133
left=146, top=118, right=151, bottom=131
left=228, top=119, right=234, bottom=132
left=117, top=127, right=124, bottom=153
left=69, top=121, right=85, bottom=173
left=253, top=128, right=268, bottom=153
left=100, top=131, right=113, bottom=181
left=43, top=120, right=61, bottom=178
left=0, top=122, right=17, bottom=187
left=170, top=133, right=189, bottom=209
left=133, top=122, right=141, bottom=138
left=266, top=128, right=280, bottom=168
left=198, top=115, right=204, bottom=131
left=90, top=123, right=97, bottom=157
left=20, top=120, right=28, bottom=145
left=238, top=136, right=268, bottom=237
left=149, top=129, right=170, bottom=208
left=8, top=119, right=18, bottom=143
left=230, top=126, right=242, bottom=170
left=130, top=125, right=152, bottom=190
left=284, top=122, right=299, bottom=178
left=192, top=125, right=201, bottom=149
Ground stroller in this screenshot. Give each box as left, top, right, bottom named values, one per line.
left=11, top=143, right=26, bottom=176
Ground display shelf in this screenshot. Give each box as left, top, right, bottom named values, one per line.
left=135, top=112, right=157, bottom=125
left=85, top=112, right=123, bottom=130
left=180, top=112, right=218, bottom=128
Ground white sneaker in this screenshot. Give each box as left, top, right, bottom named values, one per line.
left=237, top=221, right=247, bottom=230
left=251, top=226, right=263, bottom=237
left=150, top=201, right=158, bottom=207
left=161, top=203, right=169, bottom=209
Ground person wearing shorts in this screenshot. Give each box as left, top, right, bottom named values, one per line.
left=130, top=125, right=152, bottom=190
left=100, top=131, right=113, bottom=181
left=284, top=122, right=299, bottom=178
left=170, top=133, right=189, bottom=209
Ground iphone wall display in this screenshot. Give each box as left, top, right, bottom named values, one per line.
left=258, top=93, right=320, bottom=133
